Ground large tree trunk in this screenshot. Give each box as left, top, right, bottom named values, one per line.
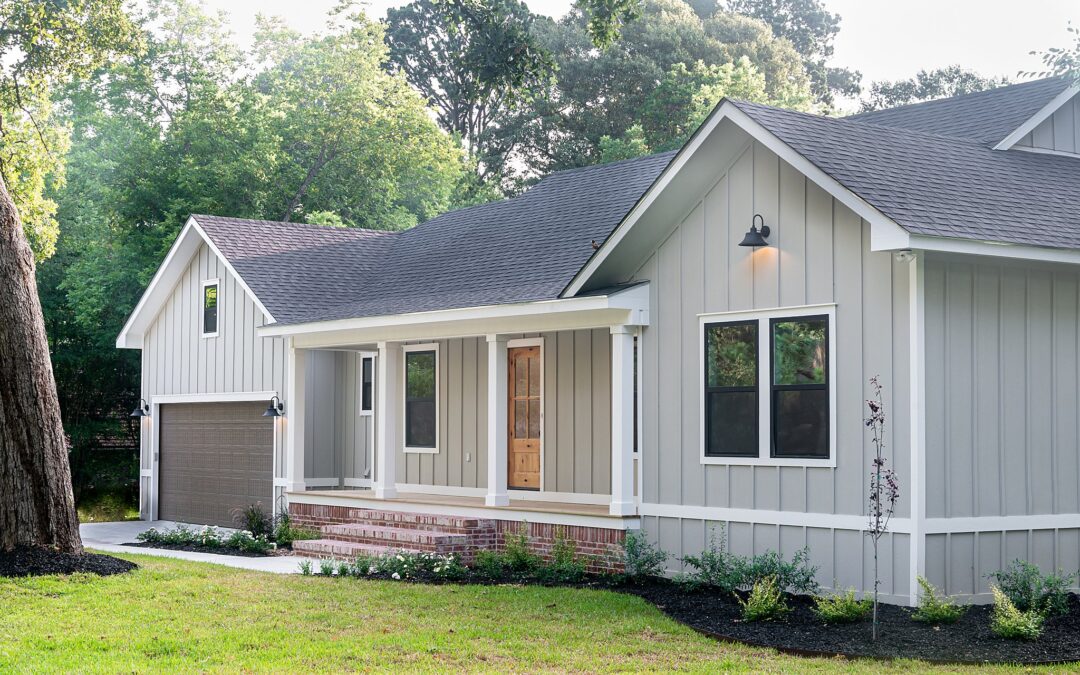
left=0, top=173, right=82, bottom=553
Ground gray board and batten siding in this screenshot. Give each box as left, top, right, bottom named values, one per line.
left=631, top=140, right=914, bottom=601
left=1017, top=95, right=1080, bottom=155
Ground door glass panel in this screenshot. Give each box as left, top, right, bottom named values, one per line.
left=514, top=400, right=527, bottom=438
left=528, top=354, right=540, bottom=397
left=515, top=355, right=528, bottom=396
left=527, top=399, right=540, bottom=438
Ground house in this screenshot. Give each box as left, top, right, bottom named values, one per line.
left=117, top=76, right=1080, bottom=603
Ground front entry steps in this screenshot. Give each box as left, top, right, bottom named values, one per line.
left=291, top=508, right=496, bottom=560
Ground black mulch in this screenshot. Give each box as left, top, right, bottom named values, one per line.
left=0, top=546, right=137, bottom=578
left=122, top=542, right=270, bottom=557
left=628, top=581, right=1080, bottom=665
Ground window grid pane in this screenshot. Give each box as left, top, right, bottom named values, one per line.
left=770, top=316, right=829, bottom=459
left=703, top=320, right=758, bottom=458
left=405, top=350, right=436, bottom=447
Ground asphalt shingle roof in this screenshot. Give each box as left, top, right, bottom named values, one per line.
left=846, top=76, right=1071, bottom=143
left=731, top=96, right=1080, bottom=248
left=193, top=78, right=1079, bottom=327
left=194, top=150, right=675, bottom=324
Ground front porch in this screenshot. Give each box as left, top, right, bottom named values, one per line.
left=268, top=283, right=650, bottom=523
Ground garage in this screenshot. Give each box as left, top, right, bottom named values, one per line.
left=158, top=401, right=274, bottom=527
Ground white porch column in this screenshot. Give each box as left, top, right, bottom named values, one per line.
left=285, top=343, right=307, bottom=493
left=374, top=341, right=400, bottom=498
left=486, top=334, right=509, bottom=506
left=610, top=325, right=636, bottom=516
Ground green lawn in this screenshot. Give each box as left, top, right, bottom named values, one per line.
left=0, top=553, right=1054, bottom=673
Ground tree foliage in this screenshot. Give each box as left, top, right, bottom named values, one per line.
left=860, top=66, right=1009, bottom=112
left=1028, top=23, right=1080, bottom=80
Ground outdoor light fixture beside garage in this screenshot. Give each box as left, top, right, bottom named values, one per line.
left=130, top=398, right=150, bottom=418
left=739, top=214, right=771, bottom=247
left=263, top=395, right=284, bottom=417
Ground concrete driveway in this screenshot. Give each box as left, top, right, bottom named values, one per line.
left=80, top=520, right=320, bottom=574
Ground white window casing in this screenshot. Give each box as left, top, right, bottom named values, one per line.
left=402, top=342, right=439, bottom=454
left=201, top=278, right=220, bottom=338
left=698, top=303, right=837, bottom=468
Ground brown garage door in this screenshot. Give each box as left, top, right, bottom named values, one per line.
left=158, top=401, right=273, bottom=527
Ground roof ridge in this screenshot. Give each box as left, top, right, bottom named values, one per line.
left=192, top=214, right=398, bottom=237
left=848, top=75, right=1069, bottom=120
left=535, top=149, right=679, bottom=181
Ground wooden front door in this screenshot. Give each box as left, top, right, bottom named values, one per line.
left=508, top=346, right=541, bottom=490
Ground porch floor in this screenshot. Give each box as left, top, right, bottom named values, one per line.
left=298, top=489, right=626, bottom=519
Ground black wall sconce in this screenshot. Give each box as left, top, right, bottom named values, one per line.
left=130, top=398, right=150, bottom=418
left=263, top=395, right=284, bottom=417
left=739, top=214, right=771, bottom=247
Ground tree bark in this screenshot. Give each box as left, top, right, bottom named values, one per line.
left=0, top=173, right=82, bottom=553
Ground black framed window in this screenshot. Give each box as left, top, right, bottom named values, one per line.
left=703, top=320, right=758, bottom=457
left=404, top=350, right=436, bottom=448
left=202, top=283, right=218, bottom=336
left=361, top=357, right=374, bottom=413
left=770, top=316, right=828, bottom=459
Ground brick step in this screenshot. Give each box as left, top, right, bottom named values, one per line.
left=292, top=539, right=423, bottom=559
left=344, top=509, right=494, bottom=532
left=322, top=523, right=468, bottom=548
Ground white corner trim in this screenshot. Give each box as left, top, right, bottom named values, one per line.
left=908, top=254, right=927, bottom=608
left=402, top=342, right=439, bottom=454
left=698, top=304, right=837, bottom=468
left=200, top=278, right=220, bottom=338
left=994, top=83, right=1080, bottom=150
left=564, top=101, right=905, bottom=297
left=638, top=503, right=911, bottom=534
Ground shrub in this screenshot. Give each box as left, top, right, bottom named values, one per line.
left=233, top=503, right=274, bottom=540
left=298, top=560, right=313, bottom=575
left=988, top=560, right=1074, bottom=617
left=273, top=517, right=321, bottom=548
left=814, top=588, right=871, bottom=624
left=738, top=576, right=790, bottom=622
left=136, top=525, right=271, bottom=554
left=318, top=559, right=336, bottom=576
left=223, top=530, right=273, bottom=555
left=911, top=576, right=966, bottom=624
left=620, top=530, right=668, bottom=582
left=503, top=524, right=542, bottom=573
left=735, top=547, right=819, bottom=595
left=679, top=527, right=819, bottom=595
left=990, top=586, right=1044, bottom=640
left=539, top=528, right=587, bottom=583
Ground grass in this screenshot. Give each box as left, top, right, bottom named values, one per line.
left=76, top=491, right=139, bottom=523
left=0, top=554, right=1065, bottom=674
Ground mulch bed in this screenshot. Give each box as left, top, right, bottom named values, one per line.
left=122, top=542, right=272, bottom=558
left=628, top=581, right=1080, bottom=665
left=0, top=546, right=137, bottom=578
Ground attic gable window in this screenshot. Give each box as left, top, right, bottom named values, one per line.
left=202, top=280, right=219, bottom=338
left=700, top=305, right=836, bottom=467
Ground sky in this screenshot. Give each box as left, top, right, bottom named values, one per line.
left=203, top=0, right=1078, bottom=86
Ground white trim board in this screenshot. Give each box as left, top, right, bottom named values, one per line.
left=287, top=491, right=640, bottom=530
left=994, top=83, right=1080, bottom=151
left=117, top=216, right=274, bottom=349
left=639, top=503, right=911, bottom=534
left=151, top=391, right=279, bottom=405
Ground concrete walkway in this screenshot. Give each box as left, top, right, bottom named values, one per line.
left=80, top=520, right=320, bottom=574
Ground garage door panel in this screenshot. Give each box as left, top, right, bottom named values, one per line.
left=159, top=401, right=274, bottom=527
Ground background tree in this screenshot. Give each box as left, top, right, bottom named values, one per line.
left=860, top=65, right=1009, bottom=111
left=0, top=0, right=138, bottom=553
left=1028, top=23, right=1080, bottom=79
left=384, top=0, right=555, bottom=188
left=724, top=0, right=860, bottom=105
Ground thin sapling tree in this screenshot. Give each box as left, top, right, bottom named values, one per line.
left=865, top=375, right=899, bottom=641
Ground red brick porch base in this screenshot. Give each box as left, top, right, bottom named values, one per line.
left=289, top=502, right=626, bottom=574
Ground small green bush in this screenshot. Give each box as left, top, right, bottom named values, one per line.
left=503, top=524, right=542, bottom=573
left=738, top=576, right=789, bottom=622
left=620, top=530, right=667, bottom=582
left=136, top=525, right=272, bottom=554
left=538, top=528, right=587, bottom=583
left=678, top=526, right=819, bottom=595
left=272, top=512, right=321, bottom=547
left=298, top=560, right=313, bottom=575
left=990, top=585, right=1044, bottom=640
left=813, top=588, right=871, bottom=624
left=988, top=560, right=1075, bottom=616
left=233, top=503, right=274, bottom=540
left=912, top=576, right=966, bottom=624
left=318, top=559, right=336, bottom=576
